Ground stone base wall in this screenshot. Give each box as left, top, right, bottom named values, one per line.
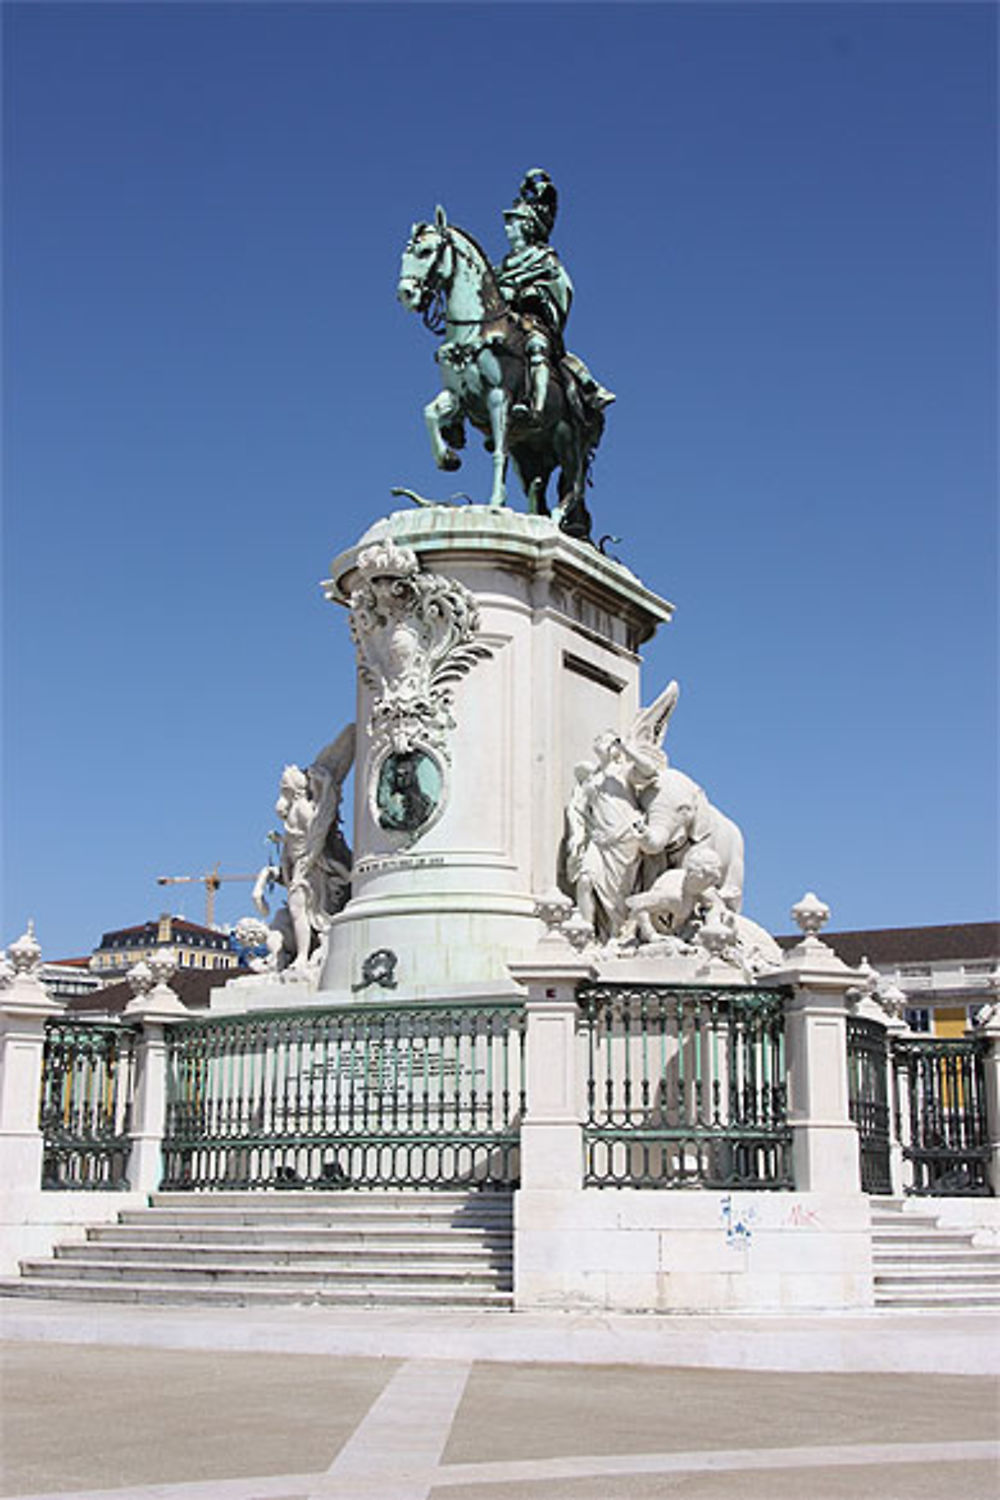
left=0, top=1189, right=147, bottom=1276
left=515, top=1189, right=874, bottom=1313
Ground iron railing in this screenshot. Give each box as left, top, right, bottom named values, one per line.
left=162, top=1000, right=526, bottom=1191
left=580, top=983, right=792, bottom=1189
left=892, top=1034, right=991, bottom=1196
left=39, top=1019, right=139, bottom=1189
left=846, top=1015, right=892, bottom=1195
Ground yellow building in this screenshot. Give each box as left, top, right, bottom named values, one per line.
left=781, top=922, right=997, bottom=1037
left=89, top=913, right=239, bottom=978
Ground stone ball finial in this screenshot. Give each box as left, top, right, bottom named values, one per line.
left=127, top=958, right=155, bottom=998
left=878, top=980, right=907, bottom=1018
left=7, top=920, right=42, bottom=976
left=791, top=892, right=831, bottom=938
left=148, top=948, right=179, bottom=989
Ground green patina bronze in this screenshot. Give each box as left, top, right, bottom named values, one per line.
left=397, top=170, right=614, bottom=543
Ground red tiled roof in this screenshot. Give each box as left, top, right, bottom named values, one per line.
left=65, top=967, right=236, bottom=1015
left=777, top=921, right=998, bottom=966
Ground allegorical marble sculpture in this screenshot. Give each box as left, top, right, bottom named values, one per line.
left=252, top=725, right=355, bottom=973
left=397, top=169, right=613, bottom=541
left=562, top=682, right=781, bottom=973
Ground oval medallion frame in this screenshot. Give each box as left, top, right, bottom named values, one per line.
left=369, top=744, right=447, bottom=849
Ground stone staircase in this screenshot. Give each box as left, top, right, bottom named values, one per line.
left=871, top=1199, right=1000, bottom=1309
left=0, top=1190, right=515, bottom=1309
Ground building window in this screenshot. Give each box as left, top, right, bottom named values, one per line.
left=905, top=1007, right=931, bottom=1034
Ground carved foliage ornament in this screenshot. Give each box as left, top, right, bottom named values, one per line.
left=348, top=539, right=492, bottom=763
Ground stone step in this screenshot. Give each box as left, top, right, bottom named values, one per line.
left=56, top=1242, right=512, bottom=1269
left=118, top=1207, right=512, bottom=1229
left=148, top=1191, right=513, bottom=1211
left=874, top=1287, right=1000, bottom=1308
left=21, top=1257, right=510, bottom=1288
left=868, top=1200, right=1000, bottom=1308
left=870, top=1225, right=978, bottom=1242
left=89, top=1225, right=509, bottom=1248
left=5, top=1188, right=514, bottom=1310
left=873, top=1251, right=1000, bottom=1268
left=0, top=1277, right=513, bottom=1308
left=875, top=1267, right=1000, bottom=1286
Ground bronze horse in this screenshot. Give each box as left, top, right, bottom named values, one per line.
left=397, top=209, right=604, bottom=540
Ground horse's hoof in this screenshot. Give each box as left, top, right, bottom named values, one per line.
left=440, top=450, right=461, bottom=472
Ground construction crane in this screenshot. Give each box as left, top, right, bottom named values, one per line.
left=156, top=863, right=262, bottom=928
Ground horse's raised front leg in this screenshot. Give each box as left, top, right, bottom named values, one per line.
left=424, top=389, right=462, bottom=473
left=485, top=386, right=509, bottom=508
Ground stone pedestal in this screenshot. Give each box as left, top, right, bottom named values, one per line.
left=509, top=953, right=594, bottom=1191
left=124, top=982, right=188, bottom=1194
left=975, top=1008, right=1000, bottom=1197
left=0, top=974, right=63, bottom=1191
left=319, top=508, right=672, bottom=1000
left=768, top=938, right=866, bottom=1196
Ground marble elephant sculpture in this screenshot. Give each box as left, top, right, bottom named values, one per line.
left=636, top=766, right=745, bottom=912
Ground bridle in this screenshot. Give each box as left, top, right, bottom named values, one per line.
left=407, top=225, right=508, bottom=335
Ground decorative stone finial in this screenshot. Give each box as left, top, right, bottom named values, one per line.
left=127, top=959, right=155, bottom=998
left=7, top=920, right=42, bottom=976
left=147, top=948, right=178, bottom=989
left=125, top=948, right=187, bottom=1019
left=791, top=892, right=831, bottom=939
left=1, top=920, right=62, bottom=1011
left=878, top=980, right=907, bottom=1020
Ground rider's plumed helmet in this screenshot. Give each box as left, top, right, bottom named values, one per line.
left=503, top=168, right=558, bottom=244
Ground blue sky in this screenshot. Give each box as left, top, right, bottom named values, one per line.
left=3, top=1, right=997, bottom=958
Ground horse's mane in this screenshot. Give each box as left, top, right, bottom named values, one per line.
left=447, top=223, right=488, bottom=265
left=449, top=225, right=508, bottom=319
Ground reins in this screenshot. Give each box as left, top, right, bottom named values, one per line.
left=418, top=227, right=510, bottom=335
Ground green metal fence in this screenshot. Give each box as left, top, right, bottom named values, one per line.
left=579, top=983, right=792, bottom=1189
left=846, top=1015, right=892, bottom=1195
left=161, top=1000, right=526, bottom=1191
left=39, top=1019, right=139, bottom=1189
left=892, top=1034, right=991, bottom=1196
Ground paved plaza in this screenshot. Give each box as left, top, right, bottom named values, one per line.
left=1, top=1303, right=998, bottom=1500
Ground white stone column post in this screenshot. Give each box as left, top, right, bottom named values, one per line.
left=970, top=979, right=1000, bottom=1197
left=123, top=953, right=189, bottom=1196
left=766, top=895, right=867, bottom=1195
left=509, top=948, right=595, bottom=1190
left=0, top=925, right=64, bottom=1191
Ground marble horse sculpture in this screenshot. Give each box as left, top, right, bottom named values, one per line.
left=566, top=682, right=746, bottom=944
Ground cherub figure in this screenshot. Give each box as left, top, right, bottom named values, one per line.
left=621, top=845, right=725, bottom=945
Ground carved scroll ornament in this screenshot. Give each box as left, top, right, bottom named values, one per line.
left=348, top=539, right=492, bottom=763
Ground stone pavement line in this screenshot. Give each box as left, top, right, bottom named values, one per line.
left=306, top=1357, right=473, bottom=1500
left=4, top=1440, right=996, bottom=1500
left=431, top=1438, right=1000, bottom=1489
left=1, top=1480, right=320, bottom=1500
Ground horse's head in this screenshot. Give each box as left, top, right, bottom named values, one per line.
left=397, top=206, right=453, bottom=315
